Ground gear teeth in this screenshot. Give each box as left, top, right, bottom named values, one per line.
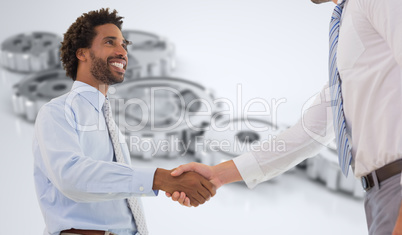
left=0, top=32, right=61, bottom=72
left=12, top=69, right=73, bottom=121
left=306, top=142, right=364, bottom=198
left=11, top=83, right=24, bottom=115
left=25, top=99, right=37, bottom=121
left=197, top=117, right=284, bottom=166
left=110, top=77, right=218, bottom=159
left=122, top=30, right=176, bottom=80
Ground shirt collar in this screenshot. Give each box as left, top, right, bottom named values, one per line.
left=71, top=81, right=106, bottom=112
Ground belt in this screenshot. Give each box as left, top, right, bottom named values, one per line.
left=60, top=229, right=116, bottom=235
left=361, top=159, right=402, bottom=192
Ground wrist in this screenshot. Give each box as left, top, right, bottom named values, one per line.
left=153, top=168, right=171, bottom=190
left=213, top=160, right=242, bottom=186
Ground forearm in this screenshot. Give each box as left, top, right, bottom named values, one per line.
left=47, top=154, right=157, bottom=202
left=233, top=84, right=335, bottom=188
left=212, top=160, right=243, bottom=187
left=35, top=104, right=158, bottom=202
left=152, top=168, right=171, bottom=191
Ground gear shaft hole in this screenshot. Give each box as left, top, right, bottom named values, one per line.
left=236, top=131, right=259, bottom=144
left=53, top=84, right=67, bottom=91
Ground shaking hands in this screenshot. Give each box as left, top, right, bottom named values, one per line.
left=152, top=168, right=216, bottom=207
left=165, top=161, right=243, bottom=207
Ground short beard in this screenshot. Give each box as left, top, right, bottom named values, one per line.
left=89, top=50, right=124, bottom=85
left=311, top=0, right=332, bottom=4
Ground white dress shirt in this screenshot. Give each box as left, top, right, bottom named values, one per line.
left=233, top=0, right=402, bottom=188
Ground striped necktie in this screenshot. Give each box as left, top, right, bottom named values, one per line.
left=329, top=0, right=353, bottom=177
left=103, top=98, right=149, bottom=235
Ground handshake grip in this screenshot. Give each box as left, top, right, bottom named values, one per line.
left=152, top=168, right=216, bottom=207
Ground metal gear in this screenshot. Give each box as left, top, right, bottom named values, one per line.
left=195, top=117, right=286, bottom=166
left=0, top=32, right=61, bottom=72
left=12, top=69, right=73, bottom=121
left=306, top=141, right=364, bottom=198
left=109, top=77, right=219, bottom=160
left=122, top=30, right=175, bottom=80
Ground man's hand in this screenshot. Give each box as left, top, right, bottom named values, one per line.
left=393, top=203, right=402, bottom=235
left=152, top=168, right=216, bottom=207
left=166, top=161, right=242, bottom=207
left=165, top=162, right=220, bottom=207
left=172, top=162, right=223, bottom=188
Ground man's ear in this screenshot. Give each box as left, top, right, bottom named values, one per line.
left=76, top=48, right=87, bottom=61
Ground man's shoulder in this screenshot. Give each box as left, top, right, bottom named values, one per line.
left=41, top=92, right=71, bottom=111
left=36, top=91, right=79, bottom=121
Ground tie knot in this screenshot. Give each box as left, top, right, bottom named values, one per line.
left=332, top=1, right=346, bottom=20
left=103, top=98, right=114, bottom=129
left=103, top=98, right=110, bottom=114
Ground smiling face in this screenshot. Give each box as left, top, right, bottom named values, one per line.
left=85, top=23, right=129, bottom=86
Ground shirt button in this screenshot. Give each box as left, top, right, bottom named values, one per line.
left=141, top=194, right=146, bottom=197
left=139, top=186, right=144, bottom=192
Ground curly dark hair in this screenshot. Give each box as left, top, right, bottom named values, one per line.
left=60, top=8, right=124, bottom=80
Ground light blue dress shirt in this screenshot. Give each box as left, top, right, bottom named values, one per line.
left=33, top=81, right=157, bottom=235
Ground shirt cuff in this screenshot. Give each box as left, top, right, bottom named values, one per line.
left=131, top=167, right=158, bottom=196
left=233, top=152, right=265, bottom=189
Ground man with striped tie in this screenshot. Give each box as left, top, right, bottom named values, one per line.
left=168, top=0, right=402, bottom=234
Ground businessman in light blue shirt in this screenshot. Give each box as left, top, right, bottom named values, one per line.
left=33, top=8, right=215, bottom=235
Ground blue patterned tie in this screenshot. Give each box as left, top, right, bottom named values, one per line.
left=329, top=0, right=353, bottom=177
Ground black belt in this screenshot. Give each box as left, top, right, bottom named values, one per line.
left=61, top=229, right=115, bottom=235
left=361, top=159, right=402, bottom=191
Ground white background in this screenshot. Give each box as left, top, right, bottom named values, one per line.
left=0, top=0, right=367, bottom=234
